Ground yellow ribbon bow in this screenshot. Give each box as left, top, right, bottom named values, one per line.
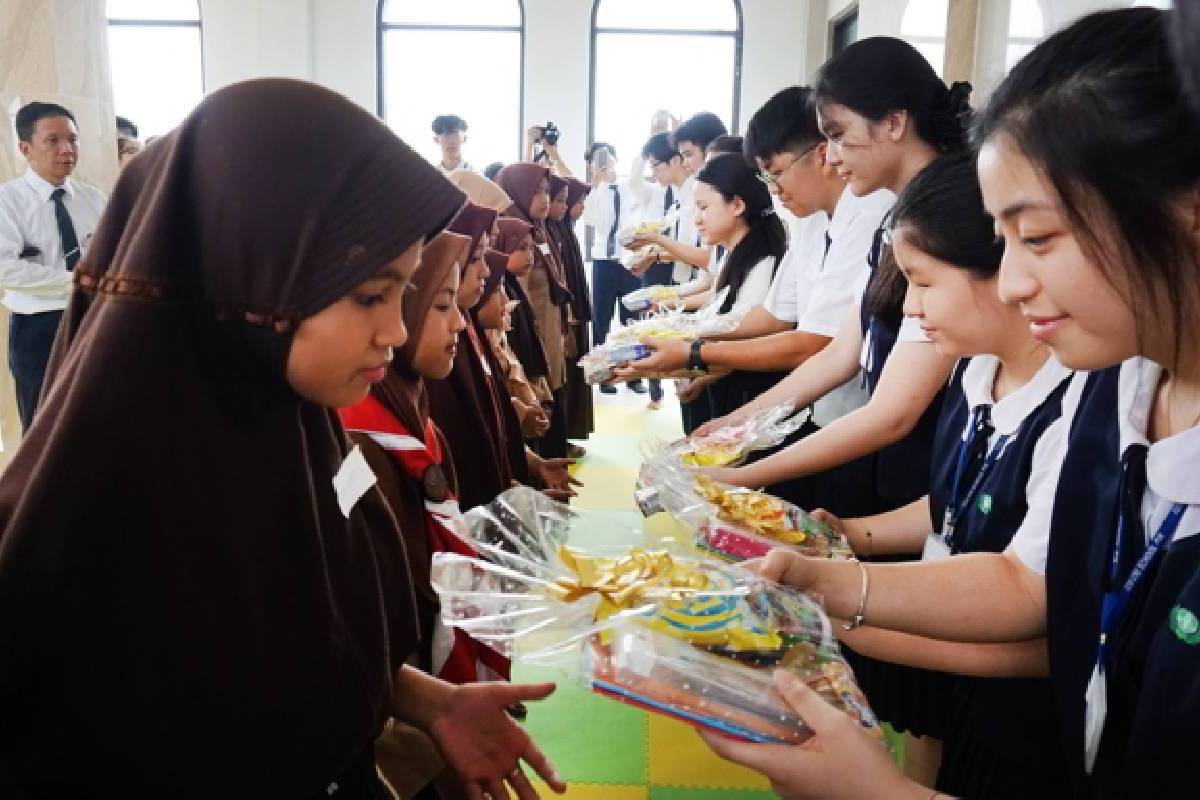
left=550, top=546, right=708, bottom=619
left=695, top=476, right=807, bottom=545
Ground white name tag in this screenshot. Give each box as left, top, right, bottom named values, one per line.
left=332, top=445, right=377, bottom=518
left=537, top=242, right=551, bottom=255
left=922, top=533, right=951, bottom=561
left=1084, top=663, right=1107, bottom=774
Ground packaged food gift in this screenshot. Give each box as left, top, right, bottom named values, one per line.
left=660, top=405, right=809, bottom=468
left=433, top=491, right=879, bottom=745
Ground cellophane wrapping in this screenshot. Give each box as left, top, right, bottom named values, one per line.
left=432, top=487, right=877, bottom=744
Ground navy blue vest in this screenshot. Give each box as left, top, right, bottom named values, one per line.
left=1046, top=367, right=1200, bottom=798
left=857, top=252, right=945, bottom=505
left=929, top=359, right=1074, bottom=798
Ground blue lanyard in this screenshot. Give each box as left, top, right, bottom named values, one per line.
left=941, top=410, right=1010, bottom=549
left=1096, top=499, right=1187, bottom=668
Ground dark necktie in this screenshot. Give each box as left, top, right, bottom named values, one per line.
left=606, top=185, right=621, bottom=259
left=964, top=406, right=996, bottom=479
left=51, top=187, right=80, bottom=270
left=820, top=230, right=833, bottom=271
left=1115, top=444, right=1150, bottom=578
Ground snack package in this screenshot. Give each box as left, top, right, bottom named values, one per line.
left=617, top=213, right=679, bottom=248
left=578, top=290, right=746, bottom=385
left=654, top=405, right=810, bottom=468
left=433, top=489, right=878, bottom=745
left=693, top=476, right=855, bottom=562
left=621, top=284, right=682, bottom=313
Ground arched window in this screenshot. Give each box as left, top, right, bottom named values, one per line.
left=590, top=0, right=741, bottom=174
left=900, top=0, right=948, bottom=78
left=1006, top=0, right=1045, bottom=71
left=106, top=0, right=204, bottom=139
left=378, top=0, right=524, bottom=169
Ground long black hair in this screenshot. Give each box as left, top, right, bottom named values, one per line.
left=696, top=154, right=788, bottom=314
left=815, top=36, right=973, bottom=154
left=976, top=7, right=1200, bottom=368
left=890, top=150, right=1003, bottom=279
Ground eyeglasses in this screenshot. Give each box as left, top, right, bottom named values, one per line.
left=757, top=142, right=820, bottom=189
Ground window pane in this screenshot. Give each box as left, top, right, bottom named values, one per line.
left=1007, top=0, right=1044, bottom=38
left=900, top=0, right=948, bottom=38
left=381, top=0, right=520, bottom=27
left=909, top=40, right=945, bottom=78
left=107, top=25, right=204, bottom=138
left=1006, top=41, right=1036, bottom=71
left=381, top=29, right=521, bottom=168
left=107, top=0, right=199, bottom=21
left=593, top=33, right=735, bottom=176
left=595, top=0, right=738, bottom=32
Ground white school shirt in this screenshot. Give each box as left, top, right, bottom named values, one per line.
left=628, top=156, right=698, bottom=283
left=922, top=353, right=1077, bottom=561
left=581, top=179, right=642, bottom=261
left=766, top=187, right=894, bottom=335
left=712, top=252, right=777, bottom=314
left=437, top=160, right=472, bottom=177
left=1008, top=357, right=1200, bottom=574
left=0, top=168, right=107, bottom=314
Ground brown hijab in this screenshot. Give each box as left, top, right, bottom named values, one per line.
left=0, top=79, right=465, bottom=795
left=447, top=202, right=499, bottom=260
left=491, top=218, right=549, bottom=381
left=495, top=163, right=570, bottom=304
left=480, top=248, right=509, bottom=302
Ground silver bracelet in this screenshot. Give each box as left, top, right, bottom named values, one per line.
left=843, top=559, right=869, bottom=631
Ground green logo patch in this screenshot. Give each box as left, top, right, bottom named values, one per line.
left=1170, top=606, right=1200, bottom=645
left=976, top=494, right=993, bottom=515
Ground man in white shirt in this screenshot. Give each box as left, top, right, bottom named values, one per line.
left=580, top=141, right=647, bottom=395
left=619, top=86, right=889, bottom=427
left=432, top=114, right=471, bottom=176
left=0, top=102, right=107, bottom=429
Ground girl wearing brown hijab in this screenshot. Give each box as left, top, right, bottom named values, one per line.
left=0, top=79, right=564, bottom=799
left=494, top=217, right=552, bottom=407
left=480, top=249, right=550, bottom=441
left=494, top=163, right=572, bottom=459
left=546, top=176, right=595, bottom=449
left=425, top=203, right=520, bottom=509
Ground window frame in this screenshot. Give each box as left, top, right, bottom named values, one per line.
left=375, top=0, right=526, bottom=162
left=106, top=1, right=206, bottom=94
left=587, top=0, right=744, bottom=146
left=1005, top=0, right=1045, bottom=71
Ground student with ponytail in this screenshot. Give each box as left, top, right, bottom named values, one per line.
left=704, top=9, right=1200, bottom=798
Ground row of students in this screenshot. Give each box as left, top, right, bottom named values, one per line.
left=697, top=6, right=1200, bottom=799
left=0, top=78, right=570, bottom=798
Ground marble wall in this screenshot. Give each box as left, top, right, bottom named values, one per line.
left=0, top=0, right=118, bottom=465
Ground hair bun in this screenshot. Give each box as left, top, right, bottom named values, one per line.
left=932, top=81, right=974, bottom=152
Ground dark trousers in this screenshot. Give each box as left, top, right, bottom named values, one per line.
left=590, top=258, right=640, bottom=347
left=641, top=261, right=676, bottom=402
left=8, top=310, right=62, bottom=431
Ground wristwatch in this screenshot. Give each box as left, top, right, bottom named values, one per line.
left=686, top=338, right=709, bottom=375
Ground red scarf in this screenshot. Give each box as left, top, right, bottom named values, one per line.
left=339, top=395, right=510, bottom=684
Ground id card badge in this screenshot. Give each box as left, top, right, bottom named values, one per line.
left=922, top=533, right=951, bottom=561
left=537, top=242, right=551, bottom=256
left=1083, top=663, right=1107, bottom=774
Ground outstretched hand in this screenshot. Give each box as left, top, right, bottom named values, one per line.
left=700, top=671, right=922, bottom=800
left=429, top=681, right=568, bottom=800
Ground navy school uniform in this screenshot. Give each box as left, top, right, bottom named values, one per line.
left=1030, top=358, right=1200, bottom=798
left=921, top=355, right=1076, bottom=799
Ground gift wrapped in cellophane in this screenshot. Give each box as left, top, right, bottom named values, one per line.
left=635, top=460, right=854, bottom=563
left=621, top=284, right=682, bottom=313
left=647, top=405, right=810, bottom=469
left=578, top=290, right=746, bottom=385
left=433, top=488, right=878, bottom=745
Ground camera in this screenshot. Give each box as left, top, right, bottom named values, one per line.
left=540, top=122, right=560, bottom=146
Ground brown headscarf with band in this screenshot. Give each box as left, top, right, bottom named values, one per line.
left=491, top=219, right=549, bottom=382
left=480, top=249, right=509, bottom=301
left=564, top=176, right=590, bottom=210
left=448, top=168, right=513, bottom=214
left=0, top=78, right=465, bottom=796
left=447, top=202, right=499, bottom=259
left=547, top=177, right=595, bottom=440
left=495, top=163, right=570, bottom=303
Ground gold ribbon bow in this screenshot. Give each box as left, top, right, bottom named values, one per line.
left=550, top=546, right=708, bottom=619
left=695, top=476, right=807, bottom=544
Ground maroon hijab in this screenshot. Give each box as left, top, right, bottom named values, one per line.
left=447, top=202, right=499, bottom=260
left=495, top=163, right=570, bottom=304
left=0, top=79, right=465, bottom=795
